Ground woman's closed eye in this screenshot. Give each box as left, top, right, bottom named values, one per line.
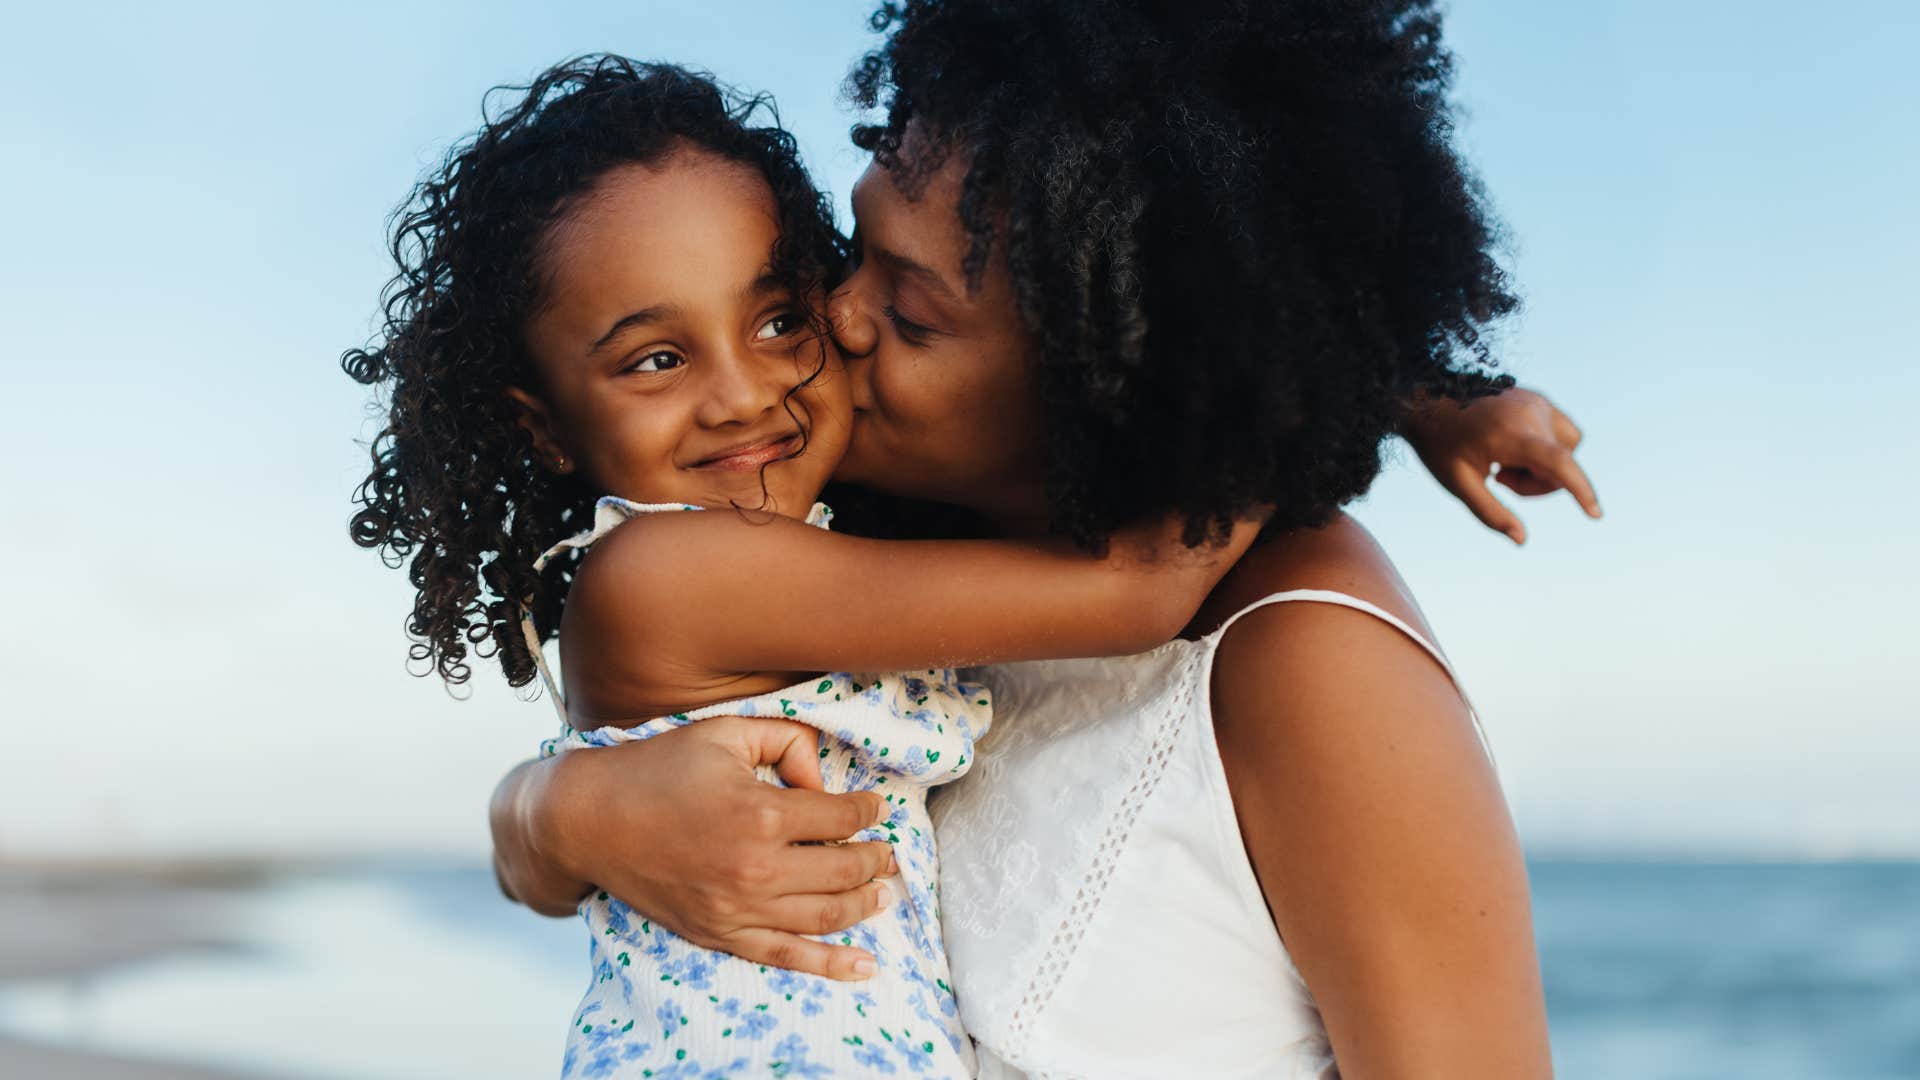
left=624, top=349, right=686, bottom=374
left=882, top=305, right=935, bottom=346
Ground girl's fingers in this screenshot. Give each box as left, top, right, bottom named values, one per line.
left=1492, top=466, right=1558, bottom=497
left=715, top=927, right=879, bottom=982
left=760, top=880, right=894, bottom=939
left=1449, top=461, right=1526, bottom=545
left=1549, top=405, right=1584, bottom=448
left=1532, top=444, right=1603, bottom=518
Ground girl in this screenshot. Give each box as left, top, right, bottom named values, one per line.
left=344, top=56, right=1256, bottom=1078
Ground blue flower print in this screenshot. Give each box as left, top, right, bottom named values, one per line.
left=663, top=949, right=716, bottom=990
left=766, top=968, right=805, bottom=998
left=658, top=999, right=687, bottom=1039
left=851, top=1038, right=898, bottom=1073
left=769, top=1034, right=833, bottom=1078
left=798, top=977, right=831, bottom=1018
left=896, top=1033, right=938, bottom=1073
left=734, top=1008, right=779, bottom=1041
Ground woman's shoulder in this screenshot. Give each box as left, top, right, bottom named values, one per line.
left=1199, top=515, right=1548, bottom=1073
left=1200, top=510, right=1471, bottom=753
left=1192, top=511, right=1431, bottom=641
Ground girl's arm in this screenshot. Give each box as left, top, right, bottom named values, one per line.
left=1209, top=517, right=1551, bottom=1077
left=565, top=510, right=1259, bottom=692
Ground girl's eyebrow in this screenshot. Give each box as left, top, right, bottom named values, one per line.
left=738, top=270, right=785, bottom=303
left=589, top=304, right=680, bottom=354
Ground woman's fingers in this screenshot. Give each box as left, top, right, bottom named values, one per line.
left=711, top=716, right=828, bottom=790
left=777, top=839, right=898, bottom=894
left=714, top=927, right=880, bottom=982
left=761, top=880, right=894, bottom=939
left=760, top=785, right=891, bottom=843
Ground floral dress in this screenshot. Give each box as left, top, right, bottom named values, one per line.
left=521, top=497, right=991, bottom=1079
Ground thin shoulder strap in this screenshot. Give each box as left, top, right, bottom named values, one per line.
left=520, top=608, right=570, bottom=726
left=517, top=497, right=659, bottom=728
left=1213, top=589, right=1494, bottom=764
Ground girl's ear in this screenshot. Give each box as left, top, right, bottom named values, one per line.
left=504, top=386, right=575, bottom=475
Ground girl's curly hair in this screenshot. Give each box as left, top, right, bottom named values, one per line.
left=343, top=56, right=846, bottom=688
left=848, top=0, right=1518, bottom=548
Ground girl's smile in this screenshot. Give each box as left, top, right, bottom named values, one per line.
left=687, top=430, right=804, bottom=472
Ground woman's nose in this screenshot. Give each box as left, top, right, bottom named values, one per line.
left=828, top=286, right=878, bottom=360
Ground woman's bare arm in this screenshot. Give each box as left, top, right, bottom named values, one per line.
left=1209, top=518, right=1552, bottom=1078
left=488, top=717, right=898, bottom=981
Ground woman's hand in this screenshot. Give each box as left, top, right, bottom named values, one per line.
left=489, top=716, right=898, bottom=981
left=1403, top=387, right=1601, bottom=544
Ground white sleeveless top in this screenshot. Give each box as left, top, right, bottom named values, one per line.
left=930, top=589, right=1488, bottom=1079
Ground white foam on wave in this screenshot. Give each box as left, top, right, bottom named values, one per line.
left=0, top=870, right=585, bottom=1079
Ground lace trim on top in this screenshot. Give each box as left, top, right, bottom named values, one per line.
left=991, top=648, right=1203, bottom=1078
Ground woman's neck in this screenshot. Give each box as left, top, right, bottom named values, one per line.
left=976, top=482, right=1052, bottom=539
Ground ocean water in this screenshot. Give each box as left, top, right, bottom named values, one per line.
left=1533, top=860, right=1920, bottom=1079
left=0, top=859, right=1915, bottom=1078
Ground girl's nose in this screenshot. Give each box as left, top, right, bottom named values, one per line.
left=828, top=286, right=878, bottom=360
left=696, top=347, right=784, bottom=429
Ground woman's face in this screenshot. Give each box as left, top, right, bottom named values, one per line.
left=512, top=151, right=848, bottom=519
left=828, top=154, right=1049, bottom=533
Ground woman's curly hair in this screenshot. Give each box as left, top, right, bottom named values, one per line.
left=848, top=0, right=1517, bottom=547
left=343, top=55, right=846, bottom=688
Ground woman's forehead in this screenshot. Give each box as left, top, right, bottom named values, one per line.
left=850, top=157, right=971, bottom=291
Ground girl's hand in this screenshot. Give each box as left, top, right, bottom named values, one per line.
left=1403, top=387, right=1602, bottom=544
left=491, top=717, right=898, bottom=981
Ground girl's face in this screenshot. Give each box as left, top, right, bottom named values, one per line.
left=828, top=154, right=1049, bottom=534
left=511, top=151, right=848, bottom=518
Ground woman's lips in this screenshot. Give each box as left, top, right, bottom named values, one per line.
left=691, top=433, right=801, bottom=472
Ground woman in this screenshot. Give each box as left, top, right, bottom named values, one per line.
left=494, top=1, right=1586, bottom=1074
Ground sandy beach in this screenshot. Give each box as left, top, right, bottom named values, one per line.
left=0, top=860, right=281, bottom=1080
left=0, top=1034, right=270, bottom=1080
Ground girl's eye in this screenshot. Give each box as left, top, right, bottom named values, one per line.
left=753, top=312, right=806, bottom=341
left=626, top=350, right=685, bottom=374
left=882, top=305, right=933, bottom=346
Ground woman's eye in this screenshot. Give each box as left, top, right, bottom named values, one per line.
left=882, top=305, right=933, bottom=345
left=753, top=312, right=806, bottom=341
left=626, top=350, right=685, bottom=374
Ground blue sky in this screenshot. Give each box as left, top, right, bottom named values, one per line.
left=1, top=1, right=1913, bottom=858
